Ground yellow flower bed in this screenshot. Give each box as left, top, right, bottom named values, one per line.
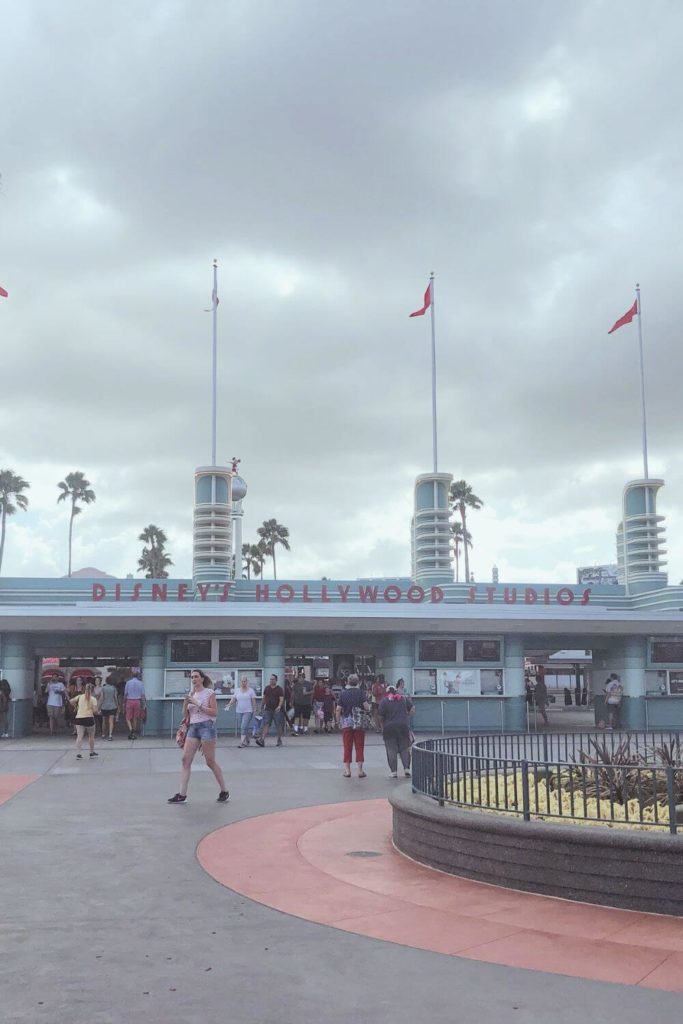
left=449, top=770, right=671, bottom=831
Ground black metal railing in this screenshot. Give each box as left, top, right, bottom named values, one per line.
left=411, top=732, right=683, bottom=834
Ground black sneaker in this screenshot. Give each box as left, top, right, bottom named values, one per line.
left=217, top=790, right=230, bottom=803
left=255, top=737, right=265, bottom=747
left=76, top=754, right=83, bottom=759
left=90, top=751, right=99, bottom=758
left=276, top=738, right=283, bottom=747
left=167, top=793, right=187, bottom=803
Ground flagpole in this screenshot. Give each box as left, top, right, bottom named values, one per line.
left=211, top=259, right=218, bottom=465
left=635, top=283, right=649, bottom=481
left=429, top=271, right=438, bottom=473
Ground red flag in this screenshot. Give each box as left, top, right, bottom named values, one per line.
left=0, top=286, right=7, bottom=298
left=203, top=287, right=219, bottom=312
left=409, top=282, right=431, bottom=318
left=608, top=299, right=638, bottom=334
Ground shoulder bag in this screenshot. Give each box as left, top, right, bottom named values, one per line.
left=352, top=703, right=373, bottom=731
left=175, top=712, right=190, bottom=748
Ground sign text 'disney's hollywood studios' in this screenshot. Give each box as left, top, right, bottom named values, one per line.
left=91, top=583, right=592, bottom=605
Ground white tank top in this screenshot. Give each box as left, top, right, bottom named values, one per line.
left=188, top=687, right=215, bottom=723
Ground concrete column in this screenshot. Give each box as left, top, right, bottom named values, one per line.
left=1, top=633, right=33, bottom=737
left=503, top=636, right=526, bottom=731
left=263, top=633, right=285, bottom=688
left=384, top=635, right=414, bottom=688
left=618, top=637, right=647, bottom=729
left=142, top=633, right=166, bottom=734
left=142, top=634, right=166, bottom=698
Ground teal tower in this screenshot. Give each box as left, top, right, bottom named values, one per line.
left=411, top=472, right=454, bottom=584
left=192, top=465, right=234, bottom=584
left=616, top=478, right=667, bottom=593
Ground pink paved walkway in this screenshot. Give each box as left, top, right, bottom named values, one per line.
left=0, top=774, right=39, bottom=806
left=198, top=798, right=683, bottom=992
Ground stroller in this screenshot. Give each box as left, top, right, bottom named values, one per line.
left=250, top=714, right=263, bottom=739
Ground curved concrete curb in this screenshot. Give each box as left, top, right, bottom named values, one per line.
left=390, top=787, right=683, bottom=916
left=197, top=796, right=683, bottom=988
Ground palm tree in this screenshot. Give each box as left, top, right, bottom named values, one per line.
left=450, top=521, right=472, bottom=583
left=449, top=480, right=483, bottom=586
left=57, top=471, right=96, bottom=577
left=257, top=519, right=291, bottom=579
left=138, top=525, right=173, bottom=578
left=242, top=543, right=253, bottom=580
left=249, top=541, right=267, bottom=579
left=0, top=470, right=30, bottom=575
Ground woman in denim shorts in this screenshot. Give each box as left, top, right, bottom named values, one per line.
left=168, top=670, right=229, bottom=804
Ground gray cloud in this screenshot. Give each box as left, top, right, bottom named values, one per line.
left=1, top=1, right=682, bottom=584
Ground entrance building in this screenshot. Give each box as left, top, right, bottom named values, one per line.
left=3, top=574, right=683, bottom=736
left=2, top=473, right=682, bottom=736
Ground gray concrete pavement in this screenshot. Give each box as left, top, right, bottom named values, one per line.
left=0, top=733, right=680, bottom=1023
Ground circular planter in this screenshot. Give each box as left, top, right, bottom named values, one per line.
left=390, top=786, right=683, bottom=916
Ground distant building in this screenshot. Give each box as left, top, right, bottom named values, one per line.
left=64, top=567, right=116, bottom=580
left=576, top=564, right=619, bottom=586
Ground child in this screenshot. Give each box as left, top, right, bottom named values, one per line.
left=251, top=713, right=263, bottom=739
left=322, top=684, right=336, bottom=733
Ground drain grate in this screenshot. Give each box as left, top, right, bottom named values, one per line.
left=346, top=850, right=382, bottom=858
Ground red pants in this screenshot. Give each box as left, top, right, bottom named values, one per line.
left=342, top=727, right=365, bottom=763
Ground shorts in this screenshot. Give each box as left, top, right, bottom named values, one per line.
left=47, top=705, right=64, bottom=721
left=101, top=708, right=117, bottom=717
left=125, top=699, right=142, bottom=719
left=294, top=704, right=312, bottom=718
left=75, top=717, right=95, bottom=728
left=186, top=719, right=217, bottom=741
left=261, top=708, right=283, bottom=732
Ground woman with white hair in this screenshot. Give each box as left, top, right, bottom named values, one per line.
left=227, top=675, right=256, bottom=747
left=335, top=673, right=371, bottom=778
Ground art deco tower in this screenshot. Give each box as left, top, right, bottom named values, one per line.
left=616, top=479, right=667, bottom=593
left=411, top=472, right=454, bottom=584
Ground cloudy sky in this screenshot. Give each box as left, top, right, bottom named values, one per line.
left=1, top=1, right=681, bottom=585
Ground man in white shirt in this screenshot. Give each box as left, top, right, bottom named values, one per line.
left=46, top=678, right=67, bottom=735
left=604, top=673, right=624, bottom=729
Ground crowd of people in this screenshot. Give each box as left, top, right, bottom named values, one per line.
left=33, top=673, right=148, bottom=743
left=167, top=669, right=416, bottom=803
left=224, top=670, right=410, bottom=744
left=14, top=666, right=417, bottom=802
